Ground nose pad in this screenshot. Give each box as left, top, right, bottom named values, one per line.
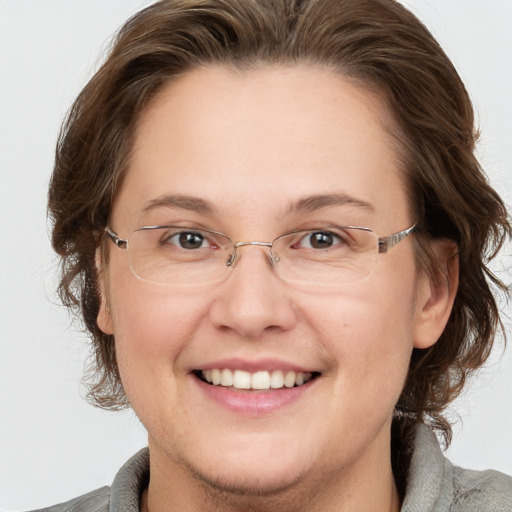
left=226, top=249, right=237, bottom=267
left=269, top=250, right=280, bottom=267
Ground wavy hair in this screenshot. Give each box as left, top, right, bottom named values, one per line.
left=49, top=0, right=510, bottom=462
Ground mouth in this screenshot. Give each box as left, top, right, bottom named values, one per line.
left=194, top=368, right=321, bottom=391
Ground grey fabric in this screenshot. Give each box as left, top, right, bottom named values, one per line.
left=31, top=450, right=149, bottom=512
left=30, top=425, right=511, bottom=511
left=401, top=424, right=512, bottom=511
left=32, top=487, right=110, bottom=512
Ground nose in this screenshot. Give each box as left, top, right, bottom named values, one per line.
left=209, top=245, right=297, bottom=338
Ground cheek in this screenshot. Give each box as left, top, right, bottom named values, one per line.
left=304, top=273, right=417, bottom=393
left=108, top=280, right=211, bottom=384
left=108, top=285, right=215, bottom=434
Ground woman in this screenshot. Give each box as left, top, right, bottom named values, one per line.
left=29, top=0, right=512, bottom=510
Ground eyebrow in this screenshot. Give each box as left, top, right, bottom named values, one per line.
left=140, top=192, right=374, bottom=217
left=141, top=194, right=216, bottom=215
left=286, top=193, right=375, bottom=215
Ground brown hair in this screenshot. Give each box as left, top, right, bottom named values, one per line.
left=49, top=0, right=510, bottom=451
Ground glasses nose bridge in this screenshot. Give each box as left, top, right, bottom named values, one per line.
left=227, top=240, right=274, bottom=267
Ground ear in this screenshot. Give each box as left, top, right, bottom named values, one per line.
left=413, top=240, right=459, bottom=349
left=96, top=248, right=114, bottom=335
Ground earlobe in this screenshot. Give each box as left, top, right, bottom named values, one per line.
left=413, top=240, right=459, bottom=349
left=96, top=248, right=114, bottom=335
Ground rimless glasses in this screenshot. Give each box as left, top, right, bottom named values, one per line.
left=105, top=224, right=417, bottom=286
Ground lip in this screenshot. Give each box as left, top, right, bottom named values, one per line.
left=193, top=371, right=319, bottom=416
left=193, top=357, right=316, bottom=373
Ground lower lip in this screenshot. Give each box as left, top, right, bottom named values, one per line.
left=194, top=376, right=317, bottom=416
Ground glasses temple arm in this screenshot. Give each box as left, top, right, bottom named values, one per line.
left=378, top=225, right=418, bottom=254
left=105, top=227, right=128, bottom=249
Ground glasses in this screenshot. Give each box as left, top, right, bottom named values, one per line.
left=105, top=224, right=417, bottom=286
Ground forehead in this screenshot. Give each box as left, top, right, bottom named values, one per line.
left=114, top=65, right=409, bottom=231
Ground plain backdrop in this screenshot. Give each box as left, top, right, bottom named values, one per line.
left=0, top=1, right=511, bottom=510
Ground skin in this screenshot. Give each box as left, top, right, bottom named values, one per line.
left=98, top=65, right=456, bottom=512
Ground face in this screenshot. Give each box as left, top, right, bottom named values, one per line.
left=98, top=66, right=438, bottom=497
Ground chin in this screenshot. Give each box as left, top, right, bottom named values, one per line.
left=168, top=431, right=314, bottom=496
left=184, top=457, right=309, bottom=497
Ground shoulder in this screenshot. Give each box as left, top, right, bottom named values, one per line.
left=26, top=448, right=149, bottom=512
left=451, top=465, right=512, bottom=511
left=27, top=487, right=110, bottom=512
left=403, top=424, right=512, bottom=511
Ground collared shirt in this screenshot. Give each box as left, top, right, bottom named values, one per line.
left=32, top=424, right=512, bottom=511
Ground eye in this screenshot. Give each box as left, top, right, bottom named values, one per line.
left=297, top=231, right=344, bottom=249
left=163, top=230, right=210, bottom=250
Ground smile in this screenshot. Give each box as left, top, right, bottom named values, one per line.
left=197, top=369, right=319, bottom=390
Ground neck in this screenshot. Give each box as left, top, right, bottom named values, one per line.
left=141, top=433, right=401, bottom=512
left=142, top=479, right=400, bottom=512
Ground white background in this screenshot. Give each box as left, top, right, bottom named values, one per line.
left=0, top=1, right=511, bottom=510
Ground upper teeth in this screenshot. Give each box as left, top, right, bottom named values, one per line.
left=201, top=369, right=312, bottom=390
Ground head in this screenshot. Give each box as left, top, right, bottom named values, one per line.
left=49, top=0, right=510, bottom=491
